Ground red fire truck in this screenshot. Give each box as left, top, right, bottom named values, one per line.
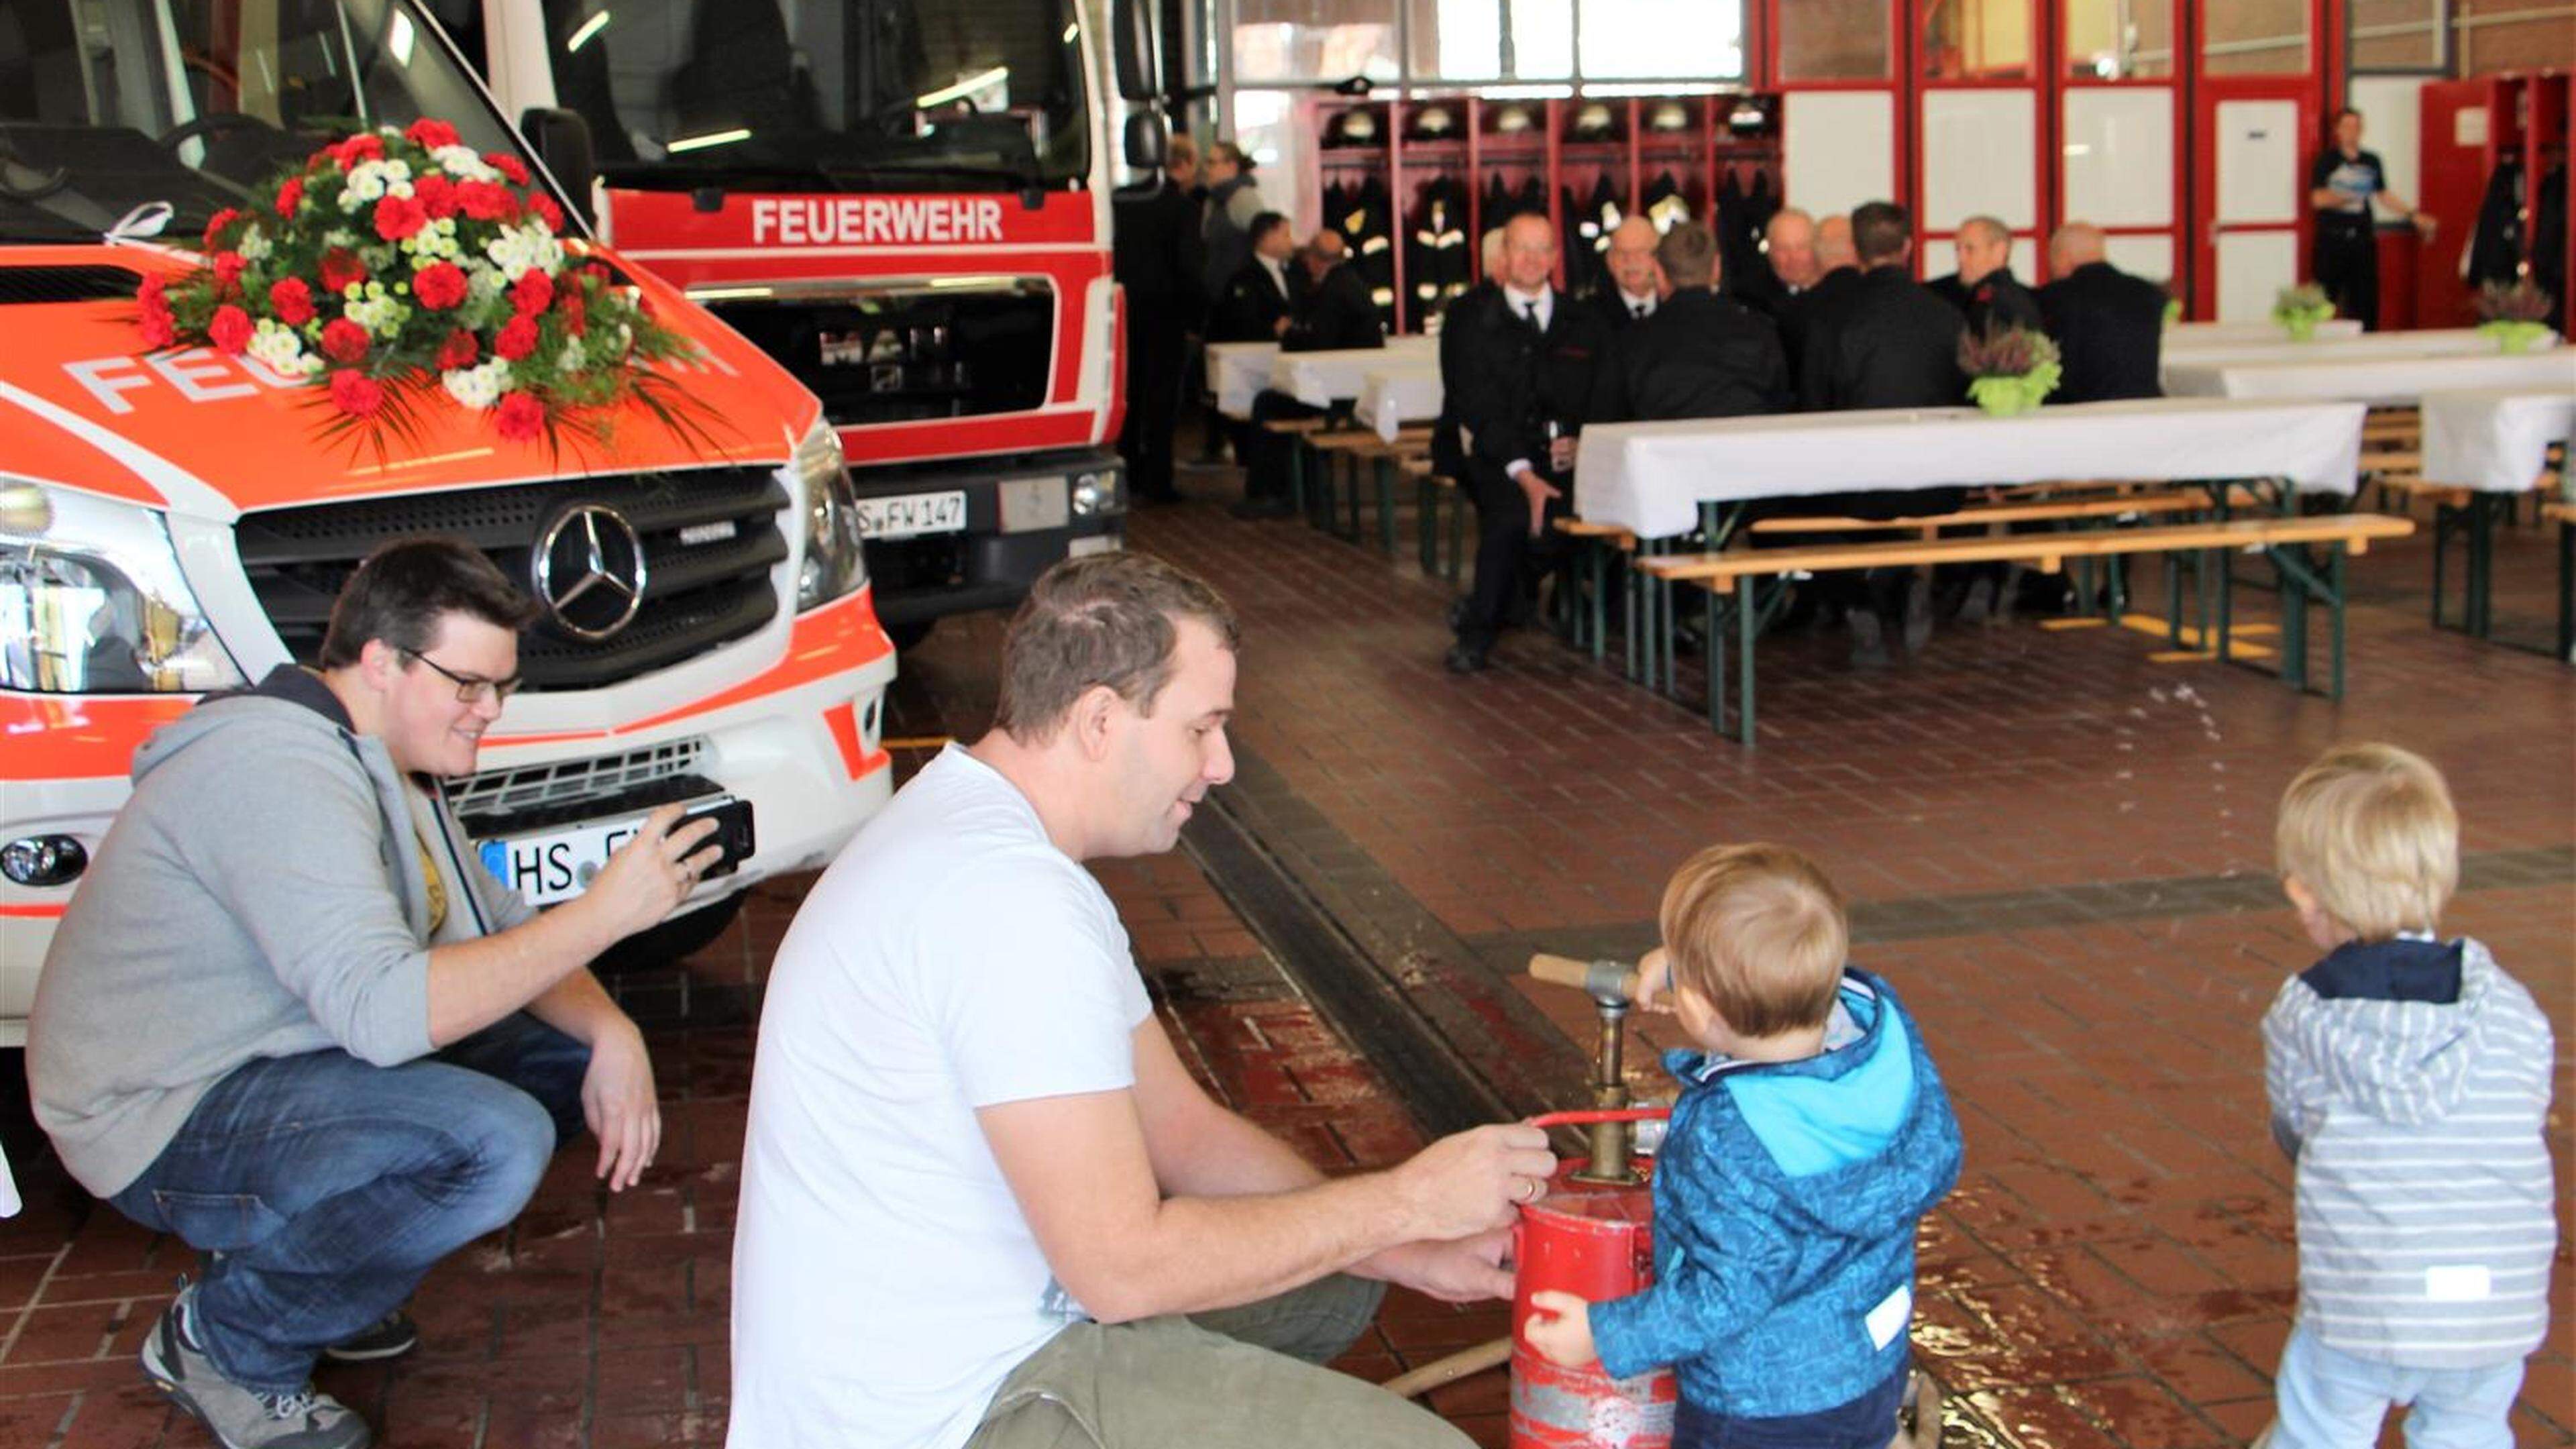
left=454, top=0, right=1166, bottom=645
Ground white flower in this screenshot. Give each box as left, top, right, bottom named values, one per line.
left=237, top=229, right=272, bottom=262
left=557, top=338, right=587, bottom=372
left=441, top=358, right=513, bottom=410
left=344, top=291, right=411, bottom=337
left=335, top=159, right=416, bottom=211
left=481, top=222, right=568, bottom=283
left=433, top=145, right=501, bottom=182
left=246, top=319, right=310, bottom=379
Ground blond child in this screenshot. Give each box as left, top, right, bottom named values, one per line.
left=2261, top=743, right=2555, bottom=1449
left=1525, top=843, right=1960, bottom=1449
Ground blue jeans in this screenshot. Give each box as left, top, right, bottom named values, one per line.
left=1673, top=1359, right=1908, bottom=1449
left=108, top=1013, right=590, bottom=1392
left=2273, top=1320, right=2524, bottom=1449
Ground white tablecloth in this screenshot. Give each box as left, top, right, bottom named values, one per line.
left=2161, top=349, right=2576, bottom=406
left=1356, top=363, right=1444, bottom=441
left=1205, top=342, right=1280, bottom=419
left=2420, top=387, right=2576, bottom=494
left=2159, top=328, right=2550, bottom=375
left=1577, top=398, right=2367, bottom=540
left=2166, top=319, right=2364, bottom=345
left=1271, top=335, right=1440, bottom=408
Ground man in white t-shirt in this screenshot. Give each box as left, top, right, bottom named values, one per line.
left=729, top=553, right=1554, bottom=1449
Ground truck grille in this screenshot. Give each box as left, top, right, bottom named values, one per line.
left=450, top=737, right=710, bottom=822
left=697, top=279, right=1052, bottom=428
left=233, top=467, right=788, bottom=692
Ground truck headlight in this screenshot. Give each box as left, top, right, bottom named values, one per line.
left=1071, top=468, right=1124, bottom=517
left=792, top=424, right=869, bottom=611
left=0, top=482, right=245, bottom=694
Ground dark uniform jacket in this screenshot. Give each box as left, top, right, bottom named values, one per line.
left=1432, top=280, right=1499, bottom=476
left=1776, top=266, right=1862, bottom=403
left=1112, top=182, right=1206, bottom=331
left=2036, top=261, right=2167, bottom=403
left=1447, top=285, right=1613, bottom=484
left=1209, top=256, right=1292, bottom=344
left=1587, top=286, right=1660, bottom=333
left=1799, top=264, right=1966, bottom=413
left=1590, top=287, right=1790, bottom=423
left=1281, top=260, right=1385, bottom=353
left=1929, top=267, right=2042, bottom=337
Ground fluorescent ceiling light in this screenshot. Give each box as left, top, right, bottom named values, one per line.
left=667, top=127, right=752, bottom=153
left=916, top=66, right=1010, bottom=110
left=389, top=11, right=415, bottom=64
left=568, top=11, right=611, bottom=52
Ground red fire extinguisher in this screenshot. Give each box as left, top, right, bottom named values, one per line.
left=1510, top=1106, right=1675, bottom=1449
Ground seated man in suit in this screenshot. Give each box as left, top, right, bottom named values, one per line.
left=1209, top=211, right=1296, bottom=344
left=1588, top=217, right=1666, bottom=330
left=1590, top=221, right=1789, bottom=424
left=1778, top=213, right=1863, bottom=395
left=1236, top=231, right=1387, bottom=519
left=1443, top=213, right=1611, bottom=674
left=1432, top=230, right=1507, bottom=479
left=2037, top=221, right=2167, bottom=404
left=1929, top=214, right=2042, bottom=337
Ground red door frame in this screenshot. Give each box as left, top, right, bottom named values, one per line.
left=2057, top=0, right=2187, bottom=301
left=2187, top=0, right=2327, bottom=321
left=1907, top=0, right=2053, bottom=280
left=1762, top=0, right=1912, bottom=223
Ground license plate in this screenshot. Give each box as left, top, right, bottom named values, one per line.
left=855, top=489, right=967, bottom=539
left=1067, top=533, right=1122, bottom=557
left=476, top=799, right=748, bottom=908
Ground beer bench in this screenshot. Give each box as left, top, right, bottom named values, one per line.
left=1640, top=513, right=2417, bottom=744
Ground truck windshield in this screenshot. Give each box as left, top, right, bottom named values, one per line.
left=535, top=0, right=1089, bottom=194
left=0, top=0, right=535, bottom=244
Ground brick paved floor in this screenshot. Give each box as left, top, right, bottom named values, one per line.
left=0, top=459, right=2565, bottom=1448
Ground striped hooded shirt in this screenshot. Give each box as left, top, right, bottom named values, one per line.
left=2262, top=935, right=2555, bottom=1369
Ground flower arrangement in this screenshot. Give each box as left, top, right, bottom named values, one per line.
left=140, top=119, right=707, bottom=453
left=2473, top=278, right=2557, bottom=354
left=2271, top=283, right=2335, bottom=341
left=1957, top=323, right=2061, bottom=417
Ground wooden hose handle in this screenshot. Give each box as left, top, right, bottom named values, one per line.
left=1528, top=952, right=1640, bottom=1003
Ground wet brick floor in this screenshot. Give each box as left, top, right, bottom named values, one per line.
left=0, top=453, right=2567, bottom=1448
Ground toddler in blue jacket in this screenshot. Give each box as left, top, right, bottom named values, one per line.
left=1525, top=843, right=1962, bottom=1449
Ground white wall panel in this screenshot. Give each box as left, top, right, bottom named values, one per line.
left=2215, top=99, right=2302, bottom=225
left=2217, top=231, right=2299, bottom=321
left=2062, top=88, right=2174, bottom=228
left=2104, top=234, right=2176, bottom=285
left=1921, top=89, right=2037, bottom=231
left=2349, top=76, right=2426, bottom=215
left=1784, top=91, right=1896, bottom=222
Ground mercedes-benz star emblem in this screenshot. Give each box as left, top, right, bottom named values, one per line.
left=532, top=504, right=648, bottom=641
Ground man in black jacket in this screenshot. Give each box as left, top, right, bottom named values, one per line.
left=1431, top=230, right=1506, bottom=478
left=1778, top=213, right=1863, bottom=394
left=1234, top=230, right=1386, bottom=518
left=2037, top=222, right=2167, bottom=403
left=1587, top=217, right=1666, bottom=330
left=1590, top=221, right=1788, bottom=423
left=1444, top=213, right=1612, bottom=673
left=1208, top=212, right=1295, bottom=344
left=1798, top=201, right=1968, bottom=663
left=1929, top=214, right=2042, bottom=338
left=1113, top=136, right=1206, bottom=504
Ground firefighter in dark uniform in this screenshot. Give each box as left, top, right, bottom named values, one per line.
left=1928, top=214, right=2041, bottom=337
left=1587, top=216, right=1665, bottom=331
left=1236, top=230, right=1385, bottom=518
left=2308, top=107, right=2434, bottom=331
left=1112, top=136, right=1205, bottom=503
left=1589, top=221, right=1789, bottom=423
left=1208, top=211, right=1295, bottom=344
left=1432, top=230, right=1506, bottom=479
left=1444, top=213, right=1611, bottom=674
left=1781, top=213, right=1864, bottom=402
left=2037, top=222, right=2168, bottom=404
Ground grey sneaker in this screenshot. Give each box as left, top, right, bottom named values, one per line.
left=140, top=1286, right=373, bottom=1449
left=320, top=1309, right=417, bottom=1364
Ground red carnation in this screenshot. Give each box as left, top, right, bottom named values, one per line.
left=494, top=391, right=547, bottom=441
left=435, top=329, right=480, bottom=369
left=202, top=207, right=241, bottom=250
left=413, top=173, right=457, bottom=219
left=484, top=152, right=532, bottom=186
left=275, top=176, right=305, bottom=219
left=207, top=305, right=253, bottom=355
left=555, top=286, right=588, bottom=335
left=494, top=315, right=541, bottom=361
left=334, top=133, right=385, bottom=167
left=268, top=277, right=315, bottom=327
left=511, top=270, right=553, bottom=317
left=138, top=276, right=175, bottom=348
left=211, top=251, right=248, bottom=292
left=319, top=248, right=368, bottom=293
left=328, top=368, right=384, bottom=418
left=413, top=261, right=469, bottom=311
left=373, top=195, right=428, bottom=242
left=529, top=193, right=566, bottom=235
left=320, top=317, right=372, bottom=364
left=405, top=117, right=461, bottom=150
left=457, top=180, right=519, bottom=222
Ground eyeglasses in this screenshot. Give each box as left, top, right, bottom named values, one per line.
left=403, top=649, right=523, bottom=704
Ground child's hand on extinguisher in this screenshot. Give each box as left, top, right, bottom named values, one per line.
left=1524, top=1289, right=1599, bottom=1367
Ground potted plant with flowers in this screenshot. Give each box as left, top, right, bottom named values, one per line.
left=2271, top=283, right=2335, bottom=341
left=140, top=118, right=710, bottom=455
left=2473, top=278, right=2557, bottom=354
left=1957, top=322, right=2062, bottom=418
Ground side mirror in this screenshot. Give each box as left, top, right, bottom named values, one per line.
left=1123, top=111, right=1169, bottom=173
left=518, top=107, right=597, bottom=226
left=1112, top=0, right=1160, bottom=101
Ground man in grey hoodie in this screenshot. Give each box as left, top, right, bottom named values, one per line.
left=27, top=538, right=719, bottom=1449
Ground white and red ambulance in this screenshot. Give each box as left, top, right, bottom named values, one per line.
left=0, top=0, right=897, bottom=1040
left=455, top=0, right=1167, bottom=645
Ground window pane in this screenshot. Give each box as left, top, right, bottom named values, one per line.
left=2063, top=0, right=2174, bottom=78
left=2202, top=0, right=2307, bottom=75
left=1924, top=0, right=2031, bottom=79
left=1579, top=0, right=1744, bottom=79
left=1231, top=0, right=1399, bottom=84
left=1778, top=0, right=1890, bottom=81
left=1401, top=0, right=1572, bottom=79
